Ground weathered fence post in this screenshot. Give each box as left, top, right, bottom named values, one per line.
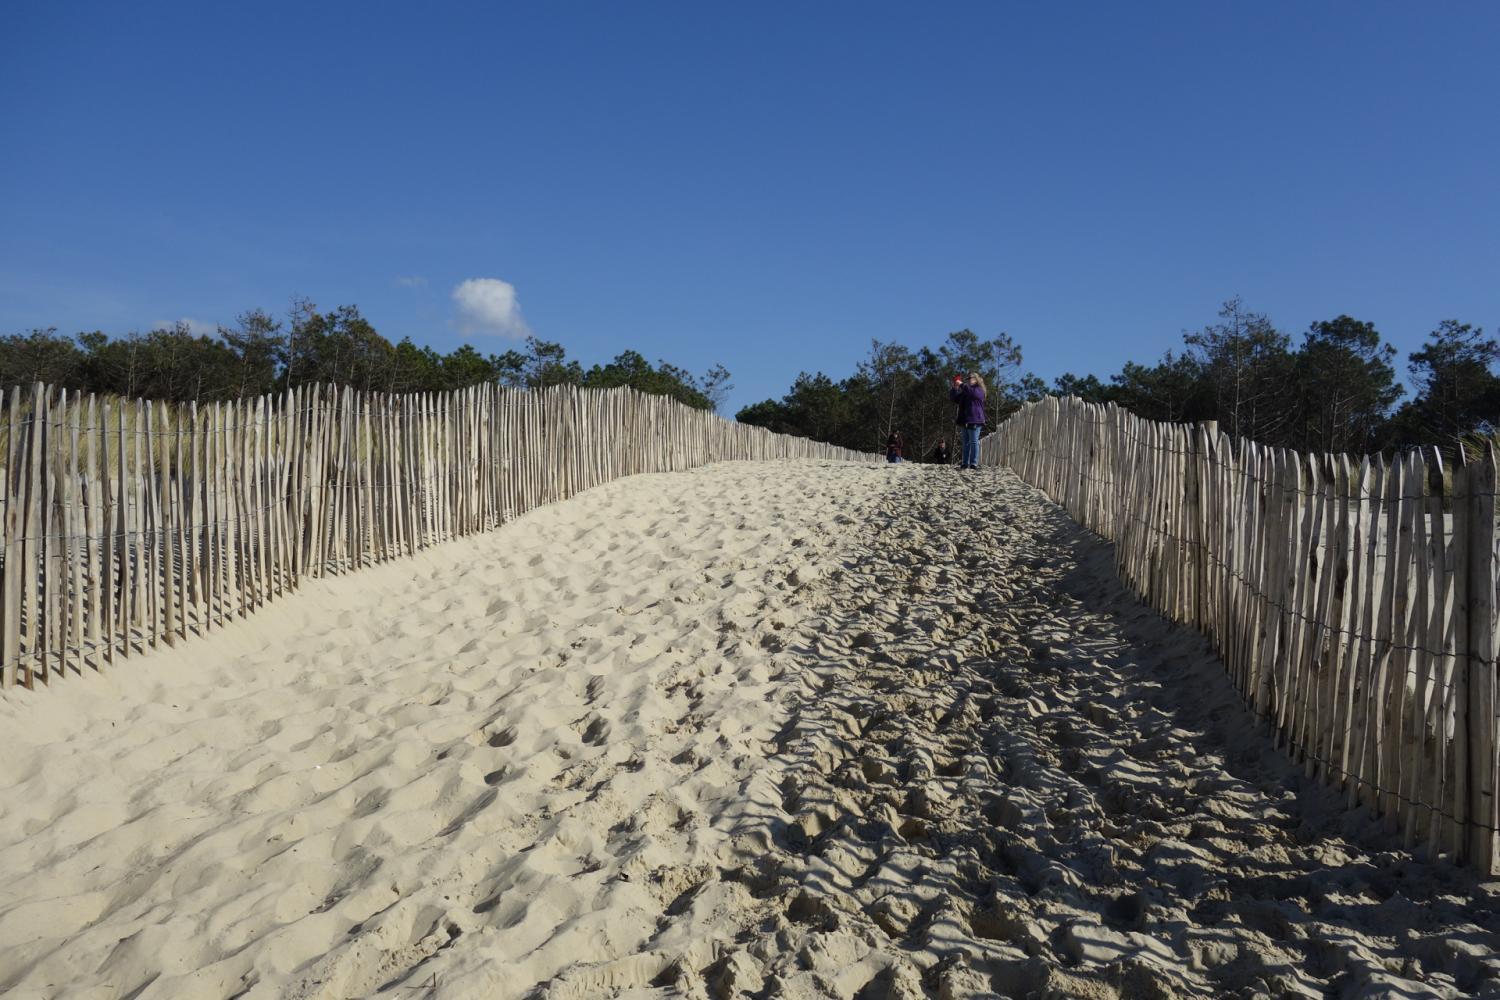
left=982, top=395, right=1499, bottom=873
left=0, top=382, right=876, bottom=693
left=1463, top=444, right=1498, bottom=871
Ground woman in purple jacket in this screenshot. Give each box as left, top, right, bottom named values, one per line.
left=949, top=372, right=986, bottom=469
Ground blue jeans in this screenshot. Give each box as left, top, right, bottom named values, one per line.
left=961, top=425, right=981, bottom=467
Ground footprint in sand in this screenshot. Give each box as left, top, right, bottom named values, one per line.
left=585, top=676, right=605, bottom=704
left=574, top=714, right=611, bottom=747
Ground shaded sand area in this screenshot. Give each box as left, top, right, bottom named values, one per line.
left=3, top=463, right=1499, bottom=999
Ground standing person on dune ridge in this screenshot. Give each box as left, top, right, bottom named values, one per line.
left=950, top=372, right=986, bottom=469
left=886, top=431, right=905, bottom=463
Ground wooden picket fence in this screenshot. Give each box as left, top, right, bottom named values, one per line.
left=0, top=381, right=876, bottom=693
left=983, top=396, right=1500, bottom=872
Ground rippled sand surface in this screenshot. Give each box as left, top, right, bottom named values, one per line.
left=2, top=462, right=1497, bottom=999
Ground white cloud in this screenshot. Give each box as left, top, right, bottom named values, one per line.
left=153, top=316, right=217, bottom=336
left=394, top=275, right=428, bottom=289
left=452, top=277, right=531, bottom=338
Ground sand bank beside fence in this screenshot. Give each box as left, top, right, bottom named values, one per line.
left=3, top=463, right=1498, bottom=999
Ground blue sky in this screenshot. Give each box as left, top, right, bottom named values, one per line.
left=2, top=2, right=1496, bottom=413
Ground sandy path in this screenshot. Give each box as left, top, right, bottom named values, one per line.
left=698, top=467, right=1500, bottom=1000
left=0, top=462, right=893, bottom=1000
left=4, top=462, right=1499, bottom=1000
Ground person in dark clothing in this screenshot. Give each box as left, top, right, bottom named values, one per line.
left=886, top=431, right=905, bottom=463
left=928, top=438, right=951, bottom=464
left=949, top=373, right=986, bottom=469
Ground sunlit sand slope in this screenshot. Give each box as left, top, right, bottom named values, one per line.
left=0, top=461, right=891, bottom=1000
left=4, top=462, right=1499, bottom=1000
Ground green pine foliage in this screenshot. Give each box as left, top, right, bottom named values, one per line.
left=735, top=329, right=1043, bottom=459
left=0, top=302, right=731, bottom=413
left=5, top=297, right=1494, bottom=457
left=739, top=301, right=1496, bottom=460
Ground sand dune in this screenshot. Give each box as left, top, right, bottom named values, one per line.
left=2, top=462, right=1498, bottom=1000
left=697, top=468, right=1500, bottom=1000
left=0, top=462, right=892, bottom=1000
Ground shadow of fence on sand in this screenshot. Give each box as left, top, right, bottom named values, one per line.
left=707, top=467, right=1500, bottom=999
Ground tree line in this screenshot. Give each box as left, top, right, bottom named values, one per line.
left=736, top=299, right=1498, bottom=460
left=7, top=297, right=1493, bottom=458
left=735, top=329, right=1043, bottom=460
left=0, top=299, right=733, bottom=412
